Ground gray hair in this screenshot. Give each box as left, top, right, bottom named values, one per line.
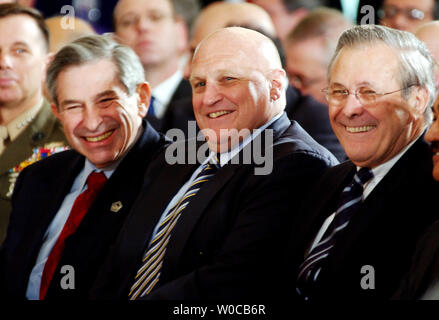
left=328, top=24, right=435, bottom=124
left=47, top=34, right=145, bottom=106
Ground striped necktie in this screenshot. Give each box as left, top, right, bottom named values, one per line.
left=296, top=167, right=373, bottom=300
left=128, top=158, right=220, bottom=299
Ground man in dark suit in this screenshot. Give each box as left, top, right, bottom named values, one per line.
left=113, top=0, right=195, bottom=136
left=284, top=24, right=439, bottom=301
left=0, top=4, right=68, bottom=242
left=188, top=1, right=345, bottom=161
left=90, top=27, right=338, bottom=300
left=0, top=35, right=168, bottom=299
left=392, top=97, right=439, bottom=300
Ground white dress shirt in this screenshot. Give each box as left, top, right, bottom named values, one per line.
left=151, top=70, right=183, bottom=119
left=150, top=112, right=283, bottom=240
left=307, top=136, right=420, bottom=255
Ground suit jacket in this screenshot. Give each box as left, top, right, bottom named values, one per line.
left=283, top=136, right=439, bottom=301
left=0, top=121, right=168, bottom=299
left=285, top=85, right=345, bottom=162
left=393, top=218, right=439, bottom=299
left=90, top=113, right=338, bottom=300
left=146, top=79, right=197, bottom=138
left=0, top=100, right=67, bottom=243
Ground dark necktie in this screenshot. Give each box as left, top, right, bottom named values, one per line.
left=296, top=167, right=373, bottom=299
left=39, top=171, right=107, bottom=299
left=148, top=96, right=155, bottom=117
left=128, top=159, right=219, bottom=299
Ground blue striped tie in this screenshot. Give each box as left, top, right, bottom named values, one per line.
left=128, top=158, right=219, bottom=299
left=296, top=167, right=373, bottom=299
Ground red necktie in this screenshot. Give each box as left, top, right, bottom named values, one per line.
left=39, top=171, right=107, bottom=300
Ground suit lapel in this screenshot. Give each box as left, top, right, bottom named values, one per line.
left=163, top=113, right=292, bottom=273
left=292, top=162, right=356, bottom=260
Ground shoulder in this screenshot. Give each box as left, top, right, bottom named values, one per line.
left=273, top=120, right=339, bottom=166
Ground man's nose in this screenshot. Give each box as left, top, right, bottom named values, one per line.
left=82, top=106, right=103, bottom=131
left=0, top=51, right=13, bottom=69
left=202, top=82, right=222, bottom=106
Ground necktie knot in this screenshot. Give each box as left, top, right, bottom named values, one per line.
left=355, top=167, right=373, bottom=186
left=86, top=172, right=107, bottom=192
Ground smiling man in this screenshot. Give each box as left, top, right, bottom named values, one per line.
left=89, top=27, right=337, bottom=300
left=285, top=24, right=439, bottom=301
left=0, top=35, right=168, bottom=299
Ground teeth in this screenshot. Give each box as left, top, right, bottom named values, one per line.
left=85, top=130, right=113, bottom=142
left=209, top=110, right=231, bottom=119
left=346, top=126, right=375, bottom=133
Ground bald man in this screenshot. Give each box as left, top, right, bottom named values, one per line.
left=90, top=27, right=337, bottom=300
left=187, top=2, right=345, bottom=161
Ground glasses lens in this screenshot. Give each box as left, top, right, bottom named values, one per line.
left=409, top=8, right=425, bottom=20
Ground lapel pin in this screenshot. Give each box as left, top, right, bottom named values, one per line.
left=110, top=201, right=123, bottom=213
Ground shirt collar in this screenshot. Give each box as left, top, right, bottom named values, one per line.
left=7, top=98, right=44, bottom=141
left=151, top=70, right=183, bottom=119
left=357, top=133, right=420, bottom=182
left=206, top=112, right=283, bottom=167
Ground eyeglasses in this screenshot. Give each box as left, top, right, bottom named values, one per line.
left=321, top=85, right=417, bottom=106
left=378, top=5, right=426, bottom=21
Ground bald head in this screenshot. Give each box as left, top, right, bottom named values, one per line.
left=190, top=27, right=287, bottom=152
left=194, top=27, right=283, bottom=73
left=45, top=16, right=95, bottom=53
left=191, top=2, right=275, bottom=53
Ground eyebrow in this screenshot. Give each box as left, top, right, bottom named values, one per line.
left=59, top=90, right=117, bottom=107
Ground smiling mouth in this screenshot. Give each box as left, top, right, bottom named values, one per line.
left=208, top=111, right=232, bottom=119
left=84, top=130, right=114, bottom=142
left=345, top=125, right=376, bottom=133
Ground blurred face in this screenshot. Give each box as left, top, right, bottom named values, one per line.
left=416, top=26, right=439, bottom=91
left=114, top=0, right=183, bottom=68
left=286, top=38, right=328, bottom=104
left=52, top=59, right=149, bottom=168
left=425, top=97, right=439, bottom=181
left=381, top=0, right=434, bottom=33
left=328, top=44, right=427, bottom=168
left=190, top=35, right=279, bottom=152
left=0, top=15, right=48, bottom=107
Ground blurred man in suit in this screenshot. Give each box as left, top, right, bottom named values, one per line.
left=379, top=0, right=437, bottom=33
left=0, top=35, right=168, bottom=299
left=247, top=0, right=324, bottom=44
left=0, top=4, right=67, bottom=242
left=284, top=25, right=439, bottom=301
left=113, top=0, right=194, bottom=136
left=285, top=8, right=352, bottom=105
left=90, top=27, right=338, bottom=300
left=188, top=2, right=345, bottom=161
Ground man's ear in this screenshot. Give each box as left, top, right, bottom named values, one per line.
left=51, top=102, right=60, bottom=119
left=136, top=82, right=151, bottom=117
left=412, top=86, right=429, bottom=118
left=269, top=69, right=286, bottom=101
left=43, top=52, right=55, bottom=82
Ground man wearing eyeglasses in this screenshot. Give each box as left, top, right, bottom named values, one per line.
left=283, top=24, right=439, bottom=301
left=379, top=0, right=436, bottom=33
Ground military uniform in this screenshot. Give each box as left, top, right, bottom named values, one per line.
left=0, top=100, right=68, bottom=243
